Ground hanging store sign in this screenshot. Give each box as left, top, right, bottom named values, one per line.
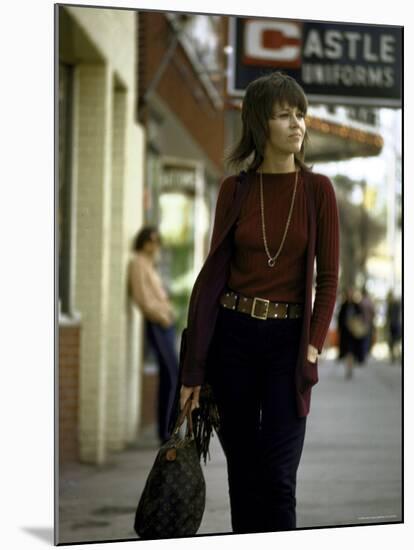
left=228, top=18, right=402, bottom=107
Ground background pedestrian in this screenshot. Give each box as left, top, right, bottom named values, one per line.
left=129, top=226, right=179, bottom=444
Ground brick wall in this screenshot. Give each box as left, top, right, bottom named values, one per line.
left=59, top=6, right=145, bottom=465
left=59, top=324, right=80, bottom=465
left=74, top=63, right=112, bottom=465
left=138, top=12, right=226, bottom=173
left=106, top=87, right=128, bottom=452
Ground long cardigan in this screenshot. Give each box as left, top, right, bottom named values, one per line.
left=180, top=167, right=339, bottom=418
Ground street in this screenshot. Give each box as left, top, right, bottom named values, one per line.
left=58, top=356, right=402, bottom=544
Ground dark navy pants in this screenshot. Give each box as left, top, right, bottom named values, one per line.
left=145, top=320, right=179, bottom=443
left=206, top=304, right=307, bottom=534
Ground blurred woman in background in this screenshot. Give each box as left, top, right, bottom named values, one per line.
left=337, top=287, right=368, bottom=379
left=129, top=226, right=179, bottom=444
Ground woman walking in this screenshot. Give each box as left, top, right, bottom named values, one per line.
left=178, top=72, right=340, bottom=533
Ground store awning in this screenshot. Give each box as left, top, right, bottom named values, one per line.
left=305, top=115, right=384, bottom=163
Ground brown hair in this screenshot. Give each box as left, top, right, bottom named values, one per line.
left=224, top=71, right=313, bottom=173
left=132, top=225, right=162, bottom=251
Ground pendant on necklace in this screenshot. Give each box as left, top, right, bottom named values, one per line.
left=268, top=258, right=276, bottom=267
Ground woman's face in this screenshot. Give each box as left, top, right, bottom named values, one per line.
left=266, top=101, right=306, bottom=156
left=144, top=232, right=161, bottom=255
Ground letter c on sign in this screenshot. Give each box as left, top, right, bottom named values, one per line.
left=243, top=20, right=302, bottom=68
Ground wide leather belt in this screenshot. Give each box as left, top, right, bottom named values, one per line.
left=219, top=289, right=303, bottom=320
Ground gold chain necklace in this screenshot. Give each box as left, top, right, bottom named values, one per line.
left=258, top=168, right=299, bottom=268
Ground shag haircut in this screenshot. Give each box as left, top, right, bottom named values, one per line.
left=224, top=71, right=312, bottom=173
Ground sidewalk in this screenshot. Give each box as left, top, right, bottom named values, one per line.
left=57, top=356, right=402, bottom=544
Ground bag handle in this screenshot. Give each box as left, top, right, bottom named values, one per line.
left=172, top=396, right=194, bottom=438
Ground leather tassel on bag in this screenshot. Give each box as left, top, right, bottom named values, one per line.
left=192, top=382, right=221, bottom=465
left=168, top=328, right=221, bottom=466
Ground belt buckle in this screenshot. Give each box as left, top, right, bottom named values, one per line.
left=251, top=297, right=270, bottom=320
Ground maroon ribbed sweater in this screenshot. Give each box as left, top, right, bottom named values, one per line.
left=179, top=167, right=339, bottom=416
left=227, top=169, right=339, bottom=353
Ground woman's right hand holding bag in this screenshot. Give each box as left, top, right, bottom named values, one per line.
left=180, top=384, right=201, bottom=413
